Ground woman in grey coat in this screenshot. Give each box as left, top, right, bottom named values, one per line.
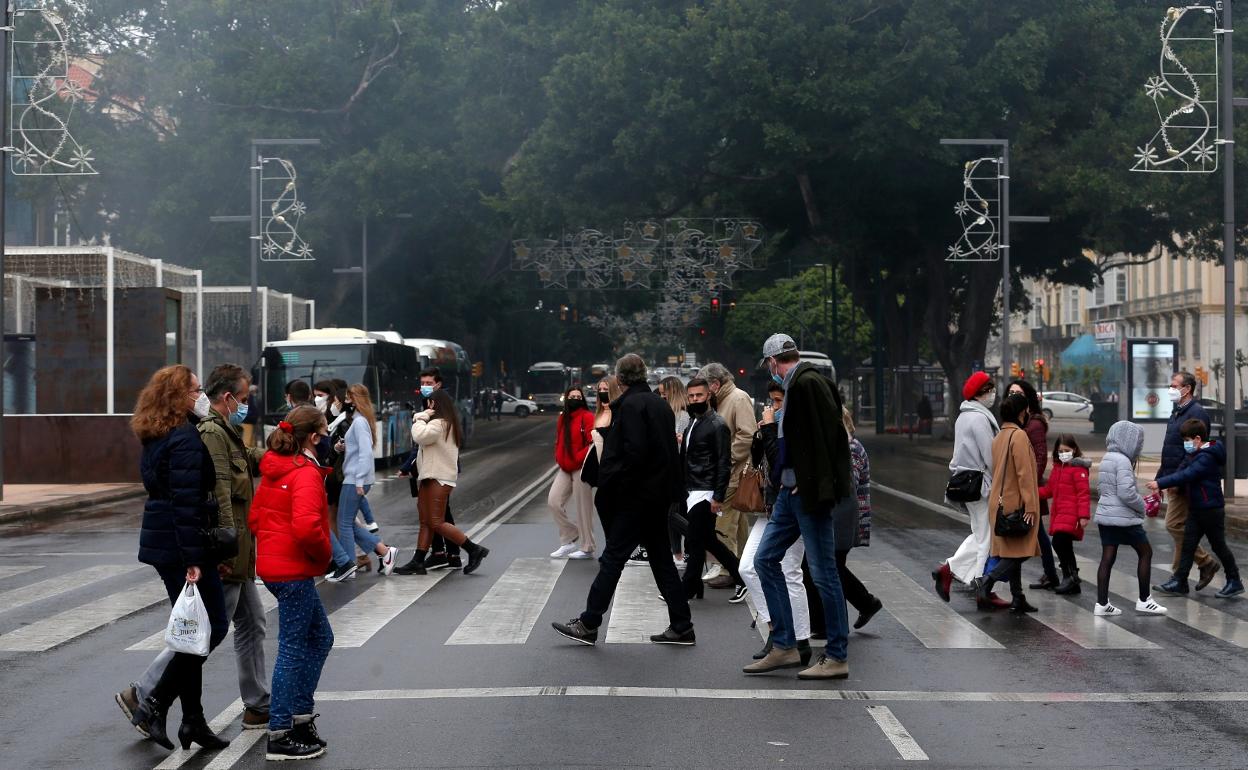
left=1093, top=420, right=1167, bottom=616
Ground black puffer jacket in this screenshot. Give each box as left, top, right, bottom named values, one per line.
left=681, top=411, right=731, bottom=502
left=137, top=415, right=220, bottom=567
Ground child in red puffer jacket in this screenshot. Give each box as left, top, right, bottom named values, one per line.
left=1038, top=433, right=1091, bottom=595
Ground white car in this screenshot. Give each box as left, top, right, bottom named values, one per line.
left=1039, top=391, right=1093, bottom=420
left=498, top=392, right=538, bottom=418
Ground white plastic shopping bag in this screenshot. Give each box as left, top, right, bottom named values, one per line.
left=164, top=581, right=211, bottom=656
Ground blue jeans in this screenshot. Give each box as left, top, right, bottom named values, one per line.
left=266, top=579, right=333, bottom=731
left=754, top=488, right=849, bottom=661
left=335, top=484, right=380, bottom=567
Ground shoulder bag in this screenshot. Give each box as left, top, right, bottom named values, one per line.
left=734, top=464, right=768, bottom=513
left=580, top=445, right=600, bottom=488
left=993, top=434, right=1033, bottom=538
left=945, top=469, right=984, bottom=503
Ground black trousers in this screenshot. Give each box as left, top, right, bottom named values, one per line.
left=1177, top=507, right=1241, bottom=581
left=682, top=500, right=742, bottom=598
left=580, top=504, right=692, bottom=633
left=985, top=556, right=1027, bottom=598
left=1051, top=532, right=1077, bottom=572
left=805, top=550, right=875, bottom=636
left=431, top=503, right=460, bottom=557
left=151, top=563, right=230, bottom=721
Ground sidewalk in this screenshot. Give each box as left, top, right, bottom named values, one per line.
left=863, top=432, right=1248, bottom=536
left=0, top=483, right=145, bottom=525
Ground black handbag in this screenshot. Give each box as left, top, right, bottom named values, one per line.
left=580, top=446, right=600, bottom=488
left=946, top=469, right=984, bottom=503
left=201, top=526, right=240, bottom=561
left=993, top=438, right=1033, bottom=538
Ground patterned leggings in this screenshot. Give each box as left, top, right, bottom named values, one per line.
left=265, top=578, right=334, bottom=731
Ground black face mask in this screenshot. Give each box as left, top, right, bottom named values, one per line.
left=687, top=401, right=709, bottom=417
left=565, top=398, right=585, bottom=412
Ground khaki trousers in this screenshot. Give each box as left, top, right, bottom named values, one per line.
left=714, top=488, right=752, bottom=558
left=1165, top=490, right=1213, bottom=572
left=548, top=468, right=597, bottom=553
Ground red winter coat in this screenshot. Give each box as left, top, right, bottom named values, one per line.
left=249, top=451, right=332, bottom=582
left=554, top=408, right=595, bottom=473
left=1038, top=459, right=1091, bottom=540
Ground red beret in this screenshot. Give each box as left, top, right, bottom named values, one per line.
left=962, top=371, right=992, bottom=402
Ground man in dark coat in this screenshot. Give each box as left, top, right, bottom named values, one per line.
left=553, top=353, right=694, bottom=646
left=1155, top=370, right=1220, bottom=588
left=745, top=333, right=853, bottom=681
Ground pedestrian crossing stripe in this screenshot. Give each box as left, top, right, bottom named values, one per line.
left=447, top=557, right=567, bottom=645
left=0, top=565, right=43, bottom=581
left=0, top=580, right=167, bottom=652
left=0, top=563, right=141, bottom=615
left=605, top=562, right=673, bottom=643
left=127, top=582, right=282, bottom=652
left=857, top=561, right=1004, bottom=649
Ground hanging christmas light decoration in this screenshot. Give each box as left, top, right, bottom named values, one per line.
left=260, top=157, right=313, bottom=262
left=947, top=157, right=1001, bottom=262
left=10, top=6, right=97, bottom=175
left=1131, top=5, right=1219, bottom=174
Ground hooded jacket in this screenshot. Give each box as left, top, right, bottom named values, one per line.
left=1039, top=457, right=1092, bottom=539
left=948, top=399, right=999, bottom=501
left=250, top=451, right=332, bottom=582
left=1156, top=440, right=1226, bottom=511
left=1095, top=421, right=1147, bottom=527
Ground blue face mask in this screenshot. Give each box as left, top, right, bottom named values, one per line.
left=770, top=373, right=784, bottom=386
left=420, top=385, right=435, bottom=398
left=230, top=399, right=248, bottom=426
left=1183, top=439, right=1197, bottom=454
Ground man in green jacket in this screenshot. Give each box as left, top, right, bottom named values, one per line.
left=116, top=364, right=272, bottom=734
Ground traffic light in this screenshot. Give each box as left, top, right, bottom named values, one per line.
left=1196, top=366, right=1209, bottom=385
left=699, top=327, right=707, bottom=336
left=471, top=362, right=484, bottom=377
left=710, top=297, right=720, bottom=317
left=559, top=304, right=569, bottom=321
left=729, top=301, right=737, bottom=311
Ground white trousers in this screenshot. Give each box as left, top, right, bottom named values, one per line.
left=548, top=468, right=597, bottom=553
left=944, top=499, right=991, bottom=584
left=739, top=517, right=810, bottom=640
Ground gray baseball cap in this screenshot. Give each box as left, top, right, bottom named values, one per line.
left=762, top=333, right=797, bottom=358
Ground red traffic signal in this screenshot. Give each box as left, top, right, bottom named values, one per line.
left=710, top=297, right=720, bottom=316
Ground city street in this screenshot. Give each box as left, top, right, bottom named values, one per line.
left=3, top=418, right=1248, bottom=769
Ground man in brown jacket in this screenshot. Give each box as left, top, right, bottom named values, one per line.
left=116, top=364, right=272, bottom=734
left=698, top=363, right=756, bottom=587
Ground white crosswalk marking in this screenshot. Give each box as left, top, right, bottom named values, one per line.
left=0, top=563, right=142, bottom=614
left=202, top=729, right=264, bottom=770
left=0, top=565, right=42, bottom=581
left=605, top=565, right=671, bottom=643
left=867, top=705, right=929, bottom=761
left=154, top=698, right=243, bottom=770
left=1074, top=554, right=1248, bottom=647
left=127, top=582, right=281, bottom=651
left=856, top=561, right=1004, bottom=649
left=447, top=557, right=566, bottom=645
left=1024, top=588, right=1159, bottom=649
left=0, top=580, right=167, bottom=651
left=329, top=573, right=452, bottom=647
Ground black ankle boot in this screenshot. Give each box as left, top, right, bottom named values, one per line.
left=178, top=717, right=230, bottom=750
left=132, top=696, right=173, bottom=750
left=394, top=550, right=427, bottom=575
left=753, top=630, right=774, bottom=660
left=1054, top=567, right=1081, bottom=595
left=1009, top=594, right=1039, bottom=613
left=463, top=540, right=490, bottom=575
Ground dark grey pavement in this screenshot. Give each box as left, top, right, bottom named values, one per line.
left=3, top=415, right=1248, bottom=769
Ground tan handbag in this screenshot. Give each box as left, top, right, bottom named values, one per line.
left=734, top=464, right=767, bottom=513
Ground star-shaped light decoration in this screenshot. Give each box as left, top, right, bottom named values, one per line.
left=1194, top=142, right=1215, bottom=165
left=1144, top=75, right=1168, bottom=100
left=1133, top=145, right=1159, bottom=168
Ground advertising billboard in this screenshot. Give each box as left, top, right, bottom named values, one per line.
left=1126, top=337, right=1179, bottom=422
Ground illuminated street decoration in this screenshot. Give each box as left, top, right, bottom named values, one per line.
left=9, top=7, right=96, bottom=175
left=260, top=158, right=312, bottom=262
left=947, top=157, right=1001, bottom=262
left=1132, top=5, right=1219, bottom=173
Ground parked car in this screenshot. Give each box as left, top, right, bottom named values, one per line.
left=1040, top=391, right=1094, bottom=421
left=498, top=392, right=538, bottom=418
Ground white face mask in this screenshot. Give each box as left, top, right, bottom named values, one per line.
left=1167, top=386, right=1183, bottom=403
left=330, top=403, right=342, bottom=417
left=977, top=392, right=996, bottom=407
left=314, top=395, right=328, bottom=411
left=1058, top=451, right=1074, bottom=464
left=192, top=392, right=212, bottom=419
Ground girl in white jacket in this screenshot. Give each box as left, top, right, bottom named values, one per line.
left=394, top=390, right=489, bottom=575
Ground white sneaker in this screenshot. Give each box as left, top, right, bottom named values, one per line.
left=702, top=564, right=724, bottom=582
left=568, top=550, right=594, bottom=560
left=366, top=522, right=380, bottom=534
left=1135, top=596, right=1168, bottom=614
left=551, top=543, right=580, bottom=558
left=1094, top=602, right=1122, bottom=616
left=379, top=546, right=398, bottom=576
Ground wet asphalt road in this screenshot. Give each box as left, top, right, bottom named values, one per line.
left=2, top=415, right=1247, bottom=769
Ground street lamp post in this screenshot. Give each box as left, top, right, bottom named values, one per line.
left=334, top=212, right=413, bottom=331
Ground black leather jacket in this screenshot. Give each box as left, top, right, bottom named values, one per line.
left=682, top=410, right=731, bottom=502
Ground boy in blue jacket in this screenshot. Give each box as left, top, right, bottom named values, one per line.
left=1147, top=419, right=1244, bottom=598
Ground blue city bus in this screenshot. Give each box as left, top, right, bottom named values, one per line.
left=525, top=361, right=571, bottom=411
left=404, top=337, right=475, bottom=439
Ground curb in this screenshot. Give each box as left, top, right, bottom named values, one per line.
left=0, top=487, right=148, bottom=526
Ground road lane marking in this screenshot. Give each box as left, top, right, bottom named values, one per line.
left=127, top=582, right=282, bottom=651
left=202, top=728, right=264, bottom=770
left=0, top=563, right=141, bottom=614
left=872, top=482, right=966, bottom=524
left=0, top=580, right=167, bottom=651
left=153, top=698, right=242, bottom=770
left=1023, top=588, right=1160, bottom=649
left=867, top=705, right=929, bottom=761
left=605, top=563, right=673, bottom=644
left=0, top=565, right=42, bottom=581
left=329, top=468, right=555, bottom=648
left=1074, top=553, right=1248, bottom=647
left=315, top=686, right=1248, bottom=703
left=446, top=557, right=566, bottom=645
left=856, top=561, right=1004, bottom=649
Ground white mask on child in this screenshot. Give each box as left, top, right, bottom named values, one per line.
left=1058, top=451, right=1073, bottom=464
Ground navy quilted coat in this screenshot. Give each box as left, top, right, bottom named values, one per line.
left=137, top=414, right=220, bottom=567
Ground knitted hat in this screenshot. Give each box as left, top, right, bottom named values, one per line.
left=962, top=371, right=992, bottom=401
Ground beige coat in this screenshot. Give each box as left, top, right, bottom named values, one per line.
left=411, top=416, right=459, bottom=483
left=714, top=379, right=757, bottom=494
left=987, top=423, right=1041, bottom=559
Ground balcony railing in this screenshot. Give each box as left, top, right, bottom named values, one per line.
left=1122, top=289, right=1202, bottom=317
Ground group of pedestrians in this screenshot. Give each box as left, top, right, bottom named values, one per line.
left=550, top=334, right=873, bottom=681
left=933, top=369, right=1243, bottom=617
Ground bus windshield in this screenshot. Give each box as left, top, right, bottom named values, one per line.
left=525, top=369, right=566, bottom=396
left=264, top=344, right=379, bottom=417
